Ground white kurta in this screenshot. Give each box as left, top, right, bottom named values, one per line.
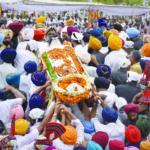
left=91, top=118, right=125, bottom=150
left=16, top=41, right=28, bottom=52
left=0, top=98, right=23, bottom=124
left=15, top=50, right=38, bottom=75
left=104, top=50, right=127, bottom=71
left=0, top=62, right=19, bottom=89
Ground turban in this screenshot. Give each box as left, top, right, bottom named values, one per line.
left=0, top=32, right=4, bottom=45
left=28, top=40, right=38, bottom=51
left=1, top=29, right=13, bottom=39
left=89, top=36, right=102, bottom=50
left=136, top=116, right=150, bottom=137
left=115, top=97, right=127, bottom=110
left=127, top=71, right=140, bottom=82
left=108, top=35, right=122, bottom=50
left=83, top=32, right=91, bottom=43
left=98, top=19, right=107, bottom=28
left=24, top=60, right=37, bottom=73
left=109, top=140, right=125, bottom=150
left=142, top=43, right=150, bottom=57
left=92, top=131, right=109, bottom=149
left=96, top=64, right=111, bottom=79
left=87, top=141, right=103, bottom=150
left=15, top=119, right=29, bottom=135
left=61, top=126, right=77, bottom=145
left=0, top=135, right=17, bottom=147
left=126, top=28, right=140, bottom=38
left=8, top=22, right=24, bottom=33
left=22, top=28, right=34, bottom=41
left=124, top=103, right=139, bottom=115
left=119, top=58, right=131, bottom=69
left=140, top=59, right=149, bottom=71
left=124, top=41, right=134, bottom=49
left=44, top=146, right=56, bottom=150
left=6, top=73, right=20, bottom=85
left=9, top=105, right=24, bottom=122
left=33, top=29, right=45, bottom=41
left=125, top=125, right=141, bottom=143
left=103, top=30, right=113, bottom=37
left=94, top=77, right=110, bottom=89
left=67, top=26, right=79, bottom=36
left=74, top=146, right=87, bottom=150
left=89, top=28, right=103, bottom=37
left=46, top=26, right=58, bottom=36
left=1, top=48, right=16, bottom=63
left=0, top=120, right=5, bottom=134
left=31, top=71, right=47, bottom=86
left=35, top=23, right=45, bottom=29
left=81, top=121, right=95, bottom=134
left=35, top=16, right=46, bottom=23
left=29, top=108, right=44, bottom=120
left=110, top=29, right=119, bottom=36
left=140, top=141, right=150, bottom=150
left=113, top=23, right=123, bottom=32
left=29, top=93, right=43, bottom=110
left=71, top=32, right=83, bottom=42
left=97, top=36, right=108, bottom=47
left=124, top=146, right=139, bottom=150
left=102, top=107, right=118, bottom=122
left=66, top=19, right=74, bottom=26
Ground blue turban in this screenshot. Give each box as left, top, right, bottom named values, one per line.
left=102, top=107, right=118, bottom=123
left=24, top=61, right=37, bottom=73
left=29, top=93, right=43, bottom=110
left=31, top=71, right=47, bottom=86
left=6, top=73, right=20, bottom=85
left=97, top=36, right=108, bottom=47
left=140, top=59, right=149, bottom=71
left=74, top=146, right=87, bottom=150
left=89, top=28, right=103, bottom=37
left=126, top=28, right=140, bottom=38
left=81, top=121, right=95, bottom=134
left=83, top=32, right=91, bottom=43
left=0, top=90, right=4, bottom=99
left=98, top=19, right=107, bottom=28
left=0, top=120, right=5, bottom=134
left=1, top=48, right=16, bottom=63
left=96, top=64, right=111, bottom=79
left=87, top=141, right=103, bottom=150
left=0, top=32, right=4, bottom=45
left=94, top=77, right=110, bottom=89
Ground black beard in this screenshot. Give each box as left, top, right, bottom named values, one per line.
left=3, top=41, right=11, bottom=46
left=88, top=47, right=93, bottom=54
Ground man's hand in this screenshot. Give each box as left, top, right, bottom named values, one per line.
left=3, top=85, right=13, bottom=92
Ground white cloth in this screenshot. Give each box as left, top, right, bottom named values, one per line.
left=0, top=98, right=23, bottom=124
left=16, top=41, right=28, bottom=51
left=107, top=83, right=115, bottom=93
left=119, top=58, right=131, bottom=68
left=104, top=50, right=127, bottom=71
left=91, top=118, right=125, bottom=150
left=28, top=40, right=38, bottom=51
left=124, top=41, right=134, bottom=49
left=127, top=71, right=141, bottom=82
left=22, top=28, right=34, bottom=41
left=115, top=97, right=127, bottom=110
left=16, top=128, right=39, bottom=150
left=15, top=50, right=38, bottom=75
left=0, top=62, right=19, bottom=89
left=100, top=47, right=109, bottom=55
left=29, top=122, right=41, bottom=133
left=119, top=31, right=129, bottom=41
left=29, top=108, right=44, bottom=120
left=71, top=32, right=83, bottom=41
left=74, top=45, right=91, bottom=64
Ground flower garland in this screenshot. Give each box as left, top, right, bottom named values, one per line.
left=53, top=74, right=92, bottom=104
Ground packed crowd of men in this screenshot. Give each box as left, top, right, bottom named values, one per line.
left=0, top=10, right=150, bottom=150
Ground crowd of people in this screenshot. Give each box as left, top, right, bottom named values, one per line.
left=0, top=10, right=150, bottom=150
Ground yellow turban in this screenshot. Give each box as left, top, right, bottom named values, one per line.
left=140, top=141, right=150, bottom=150
left=35, top=16, right=46, bottom=23
left=35, top=23, right=45, bottom=30
left=103, top=30, right=113, bottom=37
left=15, top=119, right=29, bottom=135
left=89, top=36, right=102, bottom=51
left=61, top=126, right=77, bottom=145
left=108, top=35, right=122, bottom=50
left=142, top=43, right=150, bottom=57
left=66, top=19, right=74, bottom=26
left=1, top=29, right=13, bottom=39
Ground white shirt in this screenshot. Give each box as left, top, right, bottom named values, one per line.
left=100, top=47, right=109, bottom=55
left=91, top=118, right=125, bottom=150
left=15, top=50, right=38, bottom=75
left=16, top=41, right=28, bottom=52
left=0, top=62, right=19, bottom=89
left=0, top=98, right=23, bottom=124
left=104, top=50, right=127, bottom=71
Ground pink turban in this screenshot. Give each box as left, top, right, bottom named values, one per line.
left=67, top=26, right=79, bottom=36
left=124, top=103, right=139, bottom=115
left=9, top=105, right=24, bottom=121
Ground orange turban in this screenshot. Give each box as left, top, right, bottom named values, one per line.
left=110, top=29, right=119, bottom=36
left=33, top=29, right=45, bottom=41
left=89, top=36, right=102, bottom=50
left=61, top=126, right=77, bottom=145
left=140, top=141, right=150, bottom=150
left=142, top=43, right=150, bottom=57
left=66, top=19, right=74, bottom=26
left=108, top=35, right=122, bottom=50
